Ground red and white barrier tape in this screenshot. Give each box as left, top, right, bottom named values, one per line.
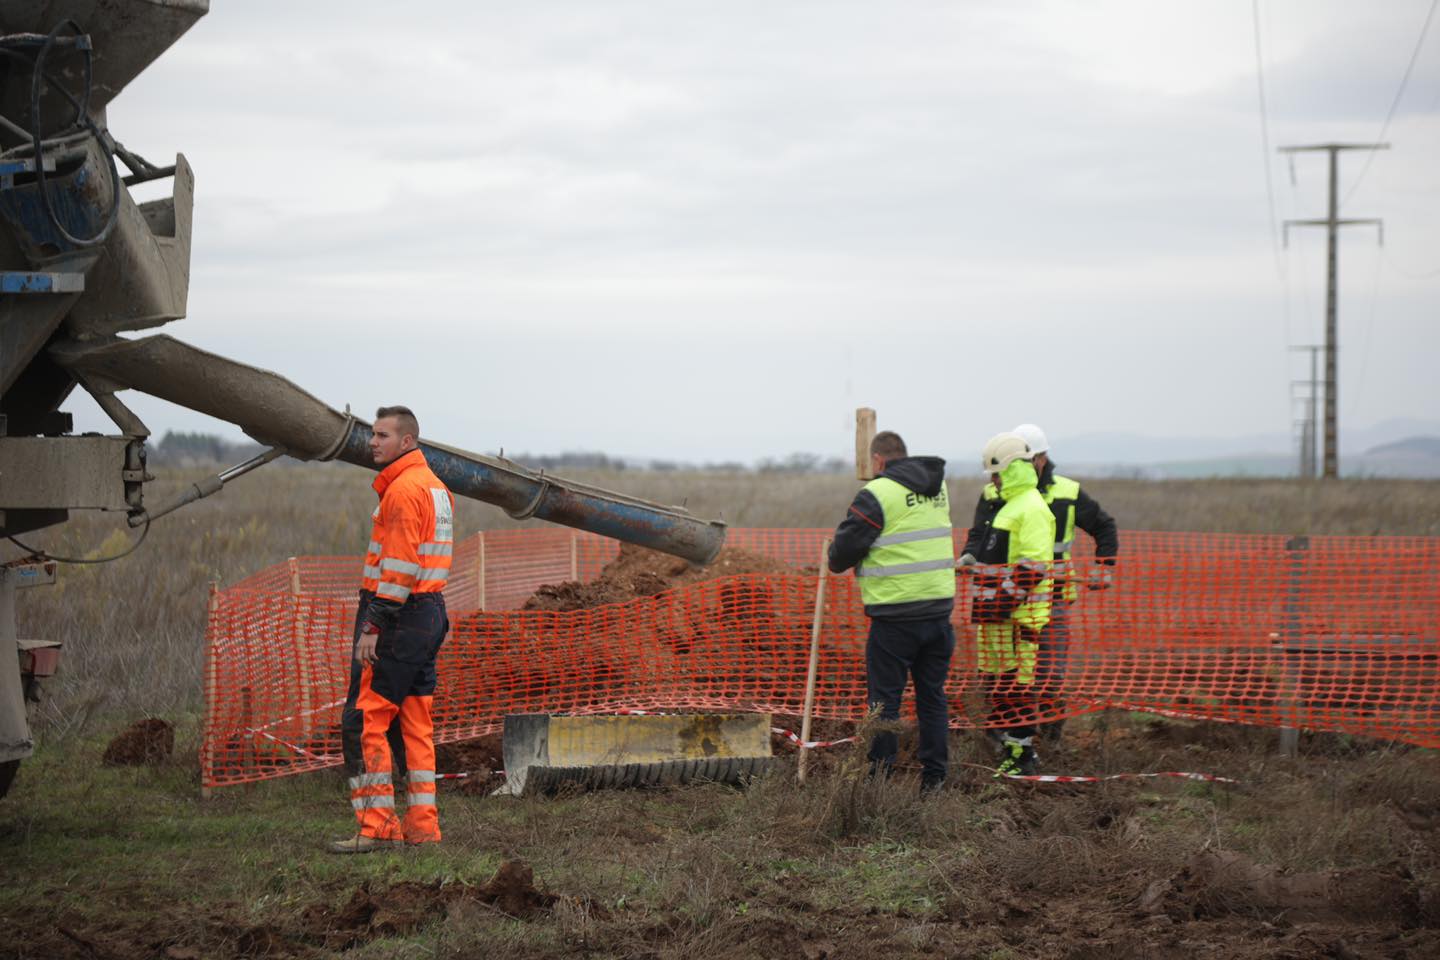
left=232, top=720, right=1236, bottom=787
left=998, top=770, right=1238, bottom=784
left=247, top=697, right=346, bottom=733
left=772, top=726, right=858, bottom=750
left=245, top=727, right=340, bottom=763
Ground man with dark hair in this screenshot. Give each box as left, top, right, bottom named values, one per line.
left=828, top=431, right=956, bottom=793
left=870, top=430, right=907, bottom=462
left=376, top=404, right=419, bottom=444
left=332, top=407, right=455, bottom=853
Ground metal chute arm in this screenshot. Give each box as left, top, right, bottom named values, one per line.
left=49, top=335, right=727, bottom=564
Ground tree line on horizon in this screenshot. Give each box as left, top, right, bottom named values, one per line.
left=147, top=431, right=853, bottom=475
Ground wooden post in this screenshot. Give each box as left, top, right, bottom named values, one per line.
left=570, top=530, right=579, bottom=582
left=287, top=557, right=313, bottom=740
left=477, top=532, right=487, bottom=611
left=855, top=408, right=877, bottom=480
left=201, top=580, right=219, bottom=800
left=798, top=538, right=832, bottom=784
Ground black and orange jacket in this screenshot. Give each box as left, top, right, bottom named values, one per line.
left=362, top=449, right=455, bottom=630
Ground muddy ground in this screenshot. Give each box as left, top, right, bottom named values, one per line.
left=15, top=717, right=1434, bottom=960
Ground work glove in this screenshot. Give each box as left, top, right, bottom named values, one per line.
left=1086, top=564, right=1114, bottom=591
left=357, top=621, right=381, bottom=665
left=957, top=553, right=978, bottom=569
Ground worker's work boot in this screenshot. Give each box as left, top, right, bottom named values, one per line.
left=994, top=735, right=1039, bottom=778
left=328, top=834, right=404, bottom=854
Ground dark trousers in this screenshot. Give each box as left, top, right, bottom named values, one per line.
left=341, top=591, right=449, bottom=777
left=1034, top=601, right=1070, bottom=694
left=866, top=616, right=955, bottom=784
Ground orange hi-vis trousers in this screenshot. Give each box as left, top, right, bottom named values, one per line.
left=342, top=591, right=448, bottom=843
left=351, top=674, right=439, bottom=842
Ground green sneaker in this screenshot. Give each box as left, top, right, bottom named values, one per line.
left=994, top=736, right=1038, bottom=778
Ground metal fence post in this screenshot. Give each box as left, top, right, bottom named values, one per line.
left=1278, top=535, right=1309, bottom=757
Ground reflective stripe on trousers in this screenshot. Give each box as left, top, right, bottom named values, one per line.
left=351, top=672, right=441, bottom=842
left=407, top=769, right=437, bottom=806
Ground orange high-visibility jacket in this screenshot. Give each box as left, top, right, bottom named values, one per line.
left=361, top=449, right=455, bottom=613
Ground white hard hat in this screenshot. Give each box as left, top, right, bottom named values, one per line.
left=1013, top=423, right=1049, bottom=456
left=980, top=432, right=1032, bottom=474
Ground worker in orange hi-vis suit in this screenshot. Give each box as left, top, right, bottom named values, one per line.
left=331, top=405, right=455, bottom=854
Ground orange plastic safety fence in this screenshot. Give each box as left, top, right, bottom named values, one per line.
left=201, top=528, right=1440, bottom=788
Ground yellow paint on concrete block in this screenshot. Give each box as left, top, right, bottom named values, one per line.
left=546, top=713, right=771, bottom=767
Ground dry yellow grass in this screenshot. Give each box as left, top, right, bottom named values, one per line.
left=4, top=461, right=1437, bottom=732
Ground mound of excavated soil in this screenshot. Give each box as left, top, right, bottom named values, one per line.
left=522, top=542, right=800, bottom=612
left=102, top=718, right=174, bottom=766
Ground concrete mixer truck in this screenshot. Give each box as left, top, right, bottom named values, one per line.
left=0, top=1, right=727, bottom=797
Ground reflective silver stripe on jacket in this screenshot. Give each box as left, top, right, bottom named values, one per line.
left=871, top=526, right=952, bottom=547
left=380, top=558, right=421, bottom=578
left=1053, top=539, right=1073, bottom=556
left=351, top=794, right=396, bottom=810
left=855, top=557, right=957, bottom=578
left=416, top=566, right=449, bottom=583
left=362, top=564, right=382, bottom=581
left=417, top=542, right=451, bottom=556
left=367, top=541, right=382, bottom=556
left=348, top=772, right=392, bottom=789
left=376, top=581, right=412, bottom=601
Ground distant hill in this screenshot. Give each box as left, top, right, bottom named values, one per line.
left=1054, top=421, right=1440, bottom=479
left=1353, top=436, right=1440, bottom=478
left=1365, top=436, right=1440, bottom=459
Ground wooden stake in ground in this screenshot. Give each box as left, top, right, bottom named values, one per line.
left=798, top=538, right=832, bottom=784
left=855, top=407, right=877, bottom=481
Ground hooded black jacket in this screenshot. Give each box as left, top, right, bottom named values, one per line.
left=828, top=456, right=954, bottom=621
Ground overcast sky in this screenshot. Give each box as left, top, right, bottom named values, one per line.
left=71, top=0, right=1440, bottom=466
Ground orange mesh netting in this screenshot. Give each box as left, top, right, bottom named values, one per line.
left=201, top=528, right=1440, bottom=788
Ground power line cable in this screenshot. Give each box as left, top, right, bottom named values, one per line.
left=1347, top=236, right=1386, bottom=421
left=1341, top=0, right=1439, bottom=208
left=1253, top=0, right=1302, bottom=447
left=1252, top=0, right=1286, bottom=282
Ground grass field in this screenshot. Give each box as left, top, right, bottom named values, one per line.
left=2, top=463, right=1438, bottom=958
